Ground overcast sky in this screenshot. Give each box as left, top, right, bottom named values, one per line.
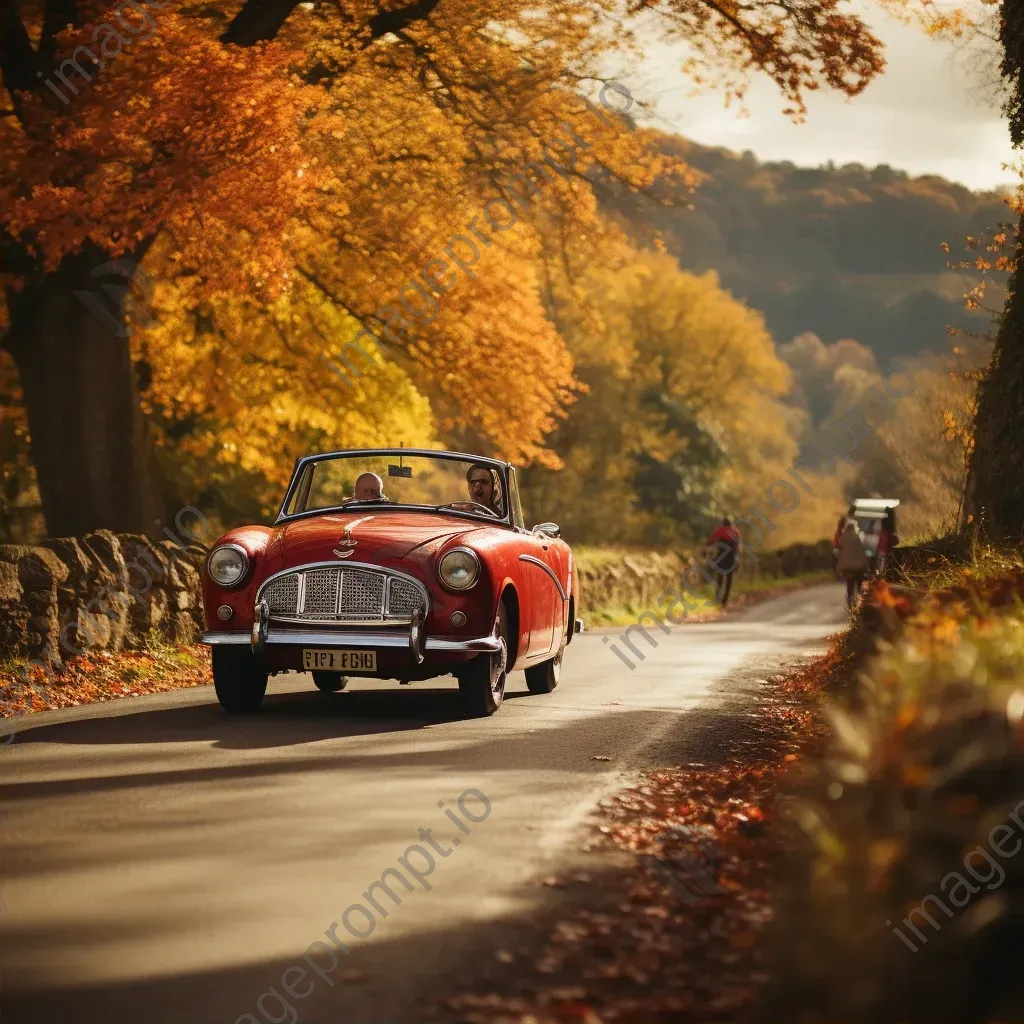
left=623, top=3, right=1015, bottom=193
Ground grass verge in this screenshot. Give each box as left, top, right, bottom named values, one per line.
left=583, top=570, right=835, bottom=628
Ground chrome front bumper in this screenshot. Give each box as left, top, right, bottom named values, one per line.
left=199, top=628, right=503, bottom=655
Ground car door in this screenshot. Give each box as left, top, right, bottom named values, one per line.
left=508, top=470, right=563, bottom=658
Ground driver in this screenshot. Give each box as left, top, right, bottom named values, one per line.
left=354, top=472, right=384, bottom=501
left=466, top=464, right=502, bottom=514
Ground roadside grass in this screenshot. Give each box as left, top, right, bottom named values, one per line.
left=895, top=542, right=1024, bottom=592
left=582, top=569, right=835, bottom=628
left=575, top=546, right=659, bottom=570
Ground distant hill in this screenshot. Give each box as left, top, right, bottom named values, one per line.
left=604, top=135, right=1009, bottom=364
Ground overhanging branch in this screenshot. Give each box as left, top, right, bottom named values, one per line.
left=222, top=0, right=443, bottom=47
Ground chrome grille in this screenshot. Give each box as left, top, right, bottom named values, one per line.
left=341, top=570, right=385, bottom=617
left=264, top=575, right=299, bottom=615
left=259, top=564, right=427, bottom=623
left=303, top=569, right=341, bottom=618
left=388, top=578, right=422, bottom=617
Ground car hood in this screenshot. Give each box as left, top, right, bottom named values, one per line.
left=266, top=510, right=494, bottom=577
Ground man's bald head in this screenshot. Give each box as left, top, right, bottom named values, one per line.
left=355, top=473, right=383, bottom=500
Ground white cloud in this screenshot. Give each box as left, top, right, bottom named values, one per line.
left=623, top=3, right=1016, bottom=191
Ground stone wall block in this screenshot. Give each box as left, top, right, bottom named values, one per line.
left=39, top=538, right=109, bottom=657
left=0, top=561, right=22, bottom=604
left=168, top=611, right=198, bottom=644
left=0, top=546, right=68, bottom=664
left=118, top=535, right=173, bottom=641
left=80, top=532, right=132, bottom=651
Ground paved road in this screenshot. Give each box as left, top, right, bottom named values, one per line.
left=0, top=583, right=848, bottom=1024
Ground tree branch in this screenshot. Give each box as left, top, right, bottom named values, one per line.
left=1, top=7, right=42, bottom=123
left=222, top=0, right=443, bottom=48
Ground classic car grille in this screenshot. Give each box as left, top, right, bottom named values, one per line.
left=264, top=574, right=299, bottom=615
left=388, top=578, right=422, bottom=617
left=341, top=570, right=385, bottom=617
left=303, top=568, right=341, bottom=618
left=259, top=566, right=427, bottom=623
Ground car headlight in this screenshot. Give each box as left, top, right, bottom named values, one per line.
left=438, top=548, right=480, bottom=591
left=207, top=545, right=249, bottom=587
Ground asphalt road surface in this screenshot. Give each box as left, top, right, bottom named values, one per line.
left=0, top=582, right=848, bottom=1024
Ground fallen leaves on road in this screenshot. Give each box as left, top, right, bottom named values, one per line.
left=440, top=656, right=835, bottom=1024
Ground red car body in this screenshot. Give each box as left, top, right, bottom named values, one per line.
left=200, top=449, right=581, bottom=716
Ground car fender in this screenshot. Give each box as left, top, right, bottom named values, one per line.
left=201, top=526, right=274, bottom=632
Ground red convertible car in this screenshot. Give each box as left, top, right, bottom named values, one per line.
left=200, top=449, right=582, bottom=717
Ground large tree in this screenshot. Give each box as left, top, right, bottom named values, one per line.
left=1, top=0, right=885, bottom=537
left=963, top=0, right=1024, bottom=543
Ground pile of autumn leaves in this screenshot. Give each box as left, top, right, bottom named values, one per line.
left=441, top=651, right=830, bottom=1024
left=0, top=637, right=212, bottom=719
left=763, top=562, right=1024, bottom=1024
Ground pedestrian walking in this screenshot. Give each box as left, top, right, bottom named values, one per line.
left=833, top=504, right=857, bottom=575
left=835, top=519, right=870, bottom=610
left=707, top=517, right=741, bottom=607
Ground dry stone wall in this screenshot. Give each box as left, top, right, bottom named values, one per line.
left=0, top=530, right=207, bottom=667
left=0, top=531, right=835, bottom=667
left=575, top=540, right=835, bottom=616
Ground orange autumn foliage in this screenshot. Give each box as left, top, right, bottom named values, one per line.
left=1, top=0, right=897, bottom=527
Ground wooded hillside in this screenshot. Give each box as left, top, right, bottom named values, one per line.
left=606, top=136, right=1008, bottom=365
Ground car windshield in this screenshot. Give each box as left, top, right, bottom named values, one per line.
left=282, top=452, right=508, bottom=521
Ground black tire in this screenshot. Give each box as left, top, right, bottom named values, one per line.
left=312, top=671, right=348, bottom=693
left=457, top=602, right=508, bottom=718
left=212, top=646, right=268, bottom=713
left=525, top=638, right=563, bottom=694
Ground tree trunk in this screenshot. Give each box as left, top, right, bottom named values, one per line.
left=964, top=212, right=1024, bottom=544
left=3, top=242, right=163, bottom=537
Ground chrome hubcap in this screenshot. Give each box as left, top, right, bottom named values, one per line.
left=490, top=617, right=507, bottom=697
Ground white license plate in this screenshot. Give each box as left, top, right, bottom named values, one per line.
left=302, top=649, right=377, bottom=672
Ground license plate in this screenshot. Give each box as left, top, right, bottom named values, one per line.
left=302, top=649, right=377, bottom=672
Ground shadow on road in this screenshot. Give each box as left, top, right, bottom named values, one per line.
left=0, top=675, right=790, bottom=1024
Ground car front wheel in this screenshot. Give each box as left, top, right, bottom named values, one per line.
left=312, top=671, right=348, bottom=693
left=457, top=603, right=508, bottom=718
left=212, top=646, right=268, bottom=713
left=525, top=641, right=563, bottom=694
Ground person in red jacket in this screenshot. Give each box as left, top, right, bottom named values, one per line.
left=875, top=505, right=899, bottom=576
left=707, top=517, right=741, bottom=606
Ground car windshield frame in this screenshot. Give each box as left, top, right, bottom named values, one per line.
left=274, top=448, right=514, bottom=527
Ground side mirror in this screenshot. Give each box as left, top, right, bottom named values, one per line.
left=533, top=522, right=560, bottom=539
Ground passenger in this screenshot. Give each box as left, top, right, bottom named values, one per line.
left=354, top=472, right=384, bottom=501
left=466, top=464, right=502, bottom=514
